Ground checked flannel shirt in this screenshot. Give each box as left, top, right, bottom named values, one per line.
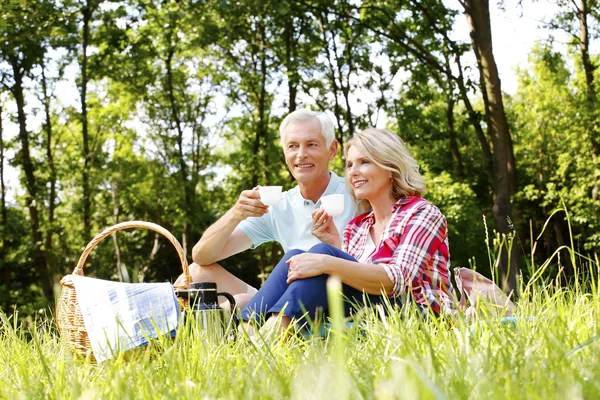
left=342, top=196, right=455, bottom=315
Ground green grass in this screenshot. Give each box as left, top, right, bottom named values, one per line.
left=1, top=273, right=599, bottom=400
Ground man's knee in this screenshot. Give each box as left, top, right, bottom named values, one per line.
left=284, top=249, right=305, bottom=259
left=188, top=262, right=223, bottom=281
left=287, top=275, right=327, bottom=296
left=174, top=263, right=216, bottom=286
left=307, top=242, right=337, bottom=256
left=274, top=249, right=305, bottom=272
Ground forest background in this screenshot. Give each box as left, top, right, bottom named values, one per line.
left=0, top=0, right=598, bottom=314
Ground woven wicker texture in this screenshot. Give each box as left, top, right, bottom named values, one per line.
left=56, top=221, right=191, bottom=359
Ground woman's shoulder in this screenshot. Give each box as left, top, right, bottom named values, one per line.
left=351, top=211, right=372, bottom=225
left=390, top=197, right=446, bottom=228
left=397, top=196, right=441, bottom=214
left=345, top=210, right=373, bottom=232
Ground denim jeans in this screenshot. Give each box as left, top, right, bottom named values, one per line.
left=241, top=243, right=399, bottom=326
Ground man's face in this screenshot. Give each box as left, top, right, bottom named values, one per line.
left=282, top=118, right=337, bottom=184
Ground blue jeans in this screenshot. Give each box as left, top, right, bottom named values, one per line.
left=241, top=243, right=399, bottom=326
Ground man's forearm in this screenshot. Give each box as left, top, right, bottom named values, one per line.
left=192, top=209, right=243, bottom=265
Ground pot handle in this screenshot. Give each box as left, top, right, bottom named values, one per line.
left=217, top=292, right=236, bottom=311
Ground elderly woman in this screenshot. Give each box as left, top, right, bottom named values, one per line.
left=241, top=128, right=454, bottom=333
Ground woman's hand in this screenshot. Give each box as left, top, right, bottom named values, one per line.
left=286, top=253, right=331, bottom=284
left=311, top=208, right=341, bottom=248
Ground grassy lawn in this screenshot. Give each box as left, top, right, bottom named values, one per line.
left=1, top=274, right=599, bottom=400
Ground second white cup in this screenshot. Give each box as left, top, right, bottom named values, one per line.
left=259, top=186, right=282, bottom=206
left=320, top=194, right=344, bottom=216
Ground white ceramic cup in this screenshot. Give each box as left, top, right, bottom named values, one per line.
left=320, top=194, right=344, bottom=216
left=259, top=186, right=282, bottom=206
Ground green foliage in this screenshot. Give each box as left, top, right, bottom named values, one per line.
left=509, top=44, right=600, bottom=258
left=0, top=0, right=599, bottom=311
left=0, top=207, right=47, bottom=313
left=0, top=0, right=58, bottom=72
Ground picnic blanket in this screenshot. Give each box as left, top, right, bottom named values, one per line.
left=454, top=267, right=516, bottom=319
left=72, top=275, right=180, bottom=362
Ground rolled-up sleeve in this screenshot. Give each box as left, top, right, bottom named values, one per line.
left=373, top=204, right=448, bottom=297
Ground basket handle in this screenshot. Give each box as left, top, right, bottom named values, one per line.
left=71, top=221, right=191, bottom=287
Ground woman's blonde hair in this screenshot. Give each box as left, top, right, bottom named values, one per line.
left=344, top=128, right=426, bottom=212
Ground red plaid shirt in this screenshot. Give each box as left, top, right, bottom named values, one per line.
left=342, top=196, right=455, bottom=314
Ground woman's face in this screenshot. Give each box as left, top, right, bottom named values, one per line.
left=345, top=145, right=393, bottom=202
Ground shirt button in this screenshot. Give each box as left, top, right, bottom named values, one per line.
left=304, top=201, right=310, bottom=206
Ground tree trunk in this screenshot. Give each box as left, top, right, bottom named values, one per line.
left=0, top=104, right=10, bottom=309
left=81, top=2, right=92, bottom=243
left=247, top=20, right=269, bottom=189
left=454, top=52, right=495, bottom=187
left=318, top=13, right=345, bottom=145
left=339, top=2, right=355, bottom=144
left=283, top=14, right=302, bottom=182
left=165, top=24, right=192, bottom=255
left=257, top=19, right=273, bottom=278
left=577, top=0, right=599, bottom=201
left=139, top=233, right=162, bottom=283
left=578, top=0, right=595, bottom=100
left=110, top=179, right=129, bottom=282
left=258, top=21, right=269, bottom=186
left=10, top=57, right=53, bottom=302
left=446, top=92, right=464, bottom=179
left=40, top=57, right=57, bottom=279
left=139, top=195, right=164, bottom=283
left=329, top=23, right=354, bottom=148
left=339, top=45, right=353, bottom=146
left=463, top=0, right=519, bottom=293
left=191, top=100, right=209, bottom=178
left=165, top=45, right=189, bottom=198
left=284, top=17, right=298, bottom=114
left=110, top=231, right=123, bottom=281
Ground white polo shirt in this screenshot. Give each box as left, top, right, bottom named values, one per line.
left=237, top=171, right=355, bottom=253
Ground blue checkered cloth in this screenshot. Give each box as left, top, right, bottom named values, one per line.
left=72, top=275, right=180, bottom=362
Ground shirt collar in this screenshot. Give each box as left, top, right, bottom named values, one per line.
left=362, top=196, right=417, bottom=225
left=392, top=196, right=416, bottom=210
left=292, top=171, right=340, bottom=206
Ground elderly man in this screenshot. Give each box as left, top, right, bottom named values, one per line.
left=185, top=109, right=355, bottom=307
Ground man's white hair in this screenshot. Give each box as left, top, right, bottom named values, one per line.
left=279, top=109, right=335, bottom=146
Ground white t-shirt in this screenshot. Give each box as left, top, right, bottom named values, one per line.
left=357, top=232, right=376, bottom=263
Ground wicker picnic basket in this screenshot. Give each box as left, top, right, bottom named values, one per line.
left=56, top=221, right=192, bottom=359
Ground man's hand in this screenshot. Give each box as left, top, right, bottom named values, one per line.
left=286, top=253, right=330, bottom=284
left=310, top=208, right=341, bottom=248
left=230, top=187, right=269, bottom=221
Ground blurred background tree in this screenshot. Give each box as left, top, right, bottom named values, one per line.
left=0, top=0, right=598, bottom=313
